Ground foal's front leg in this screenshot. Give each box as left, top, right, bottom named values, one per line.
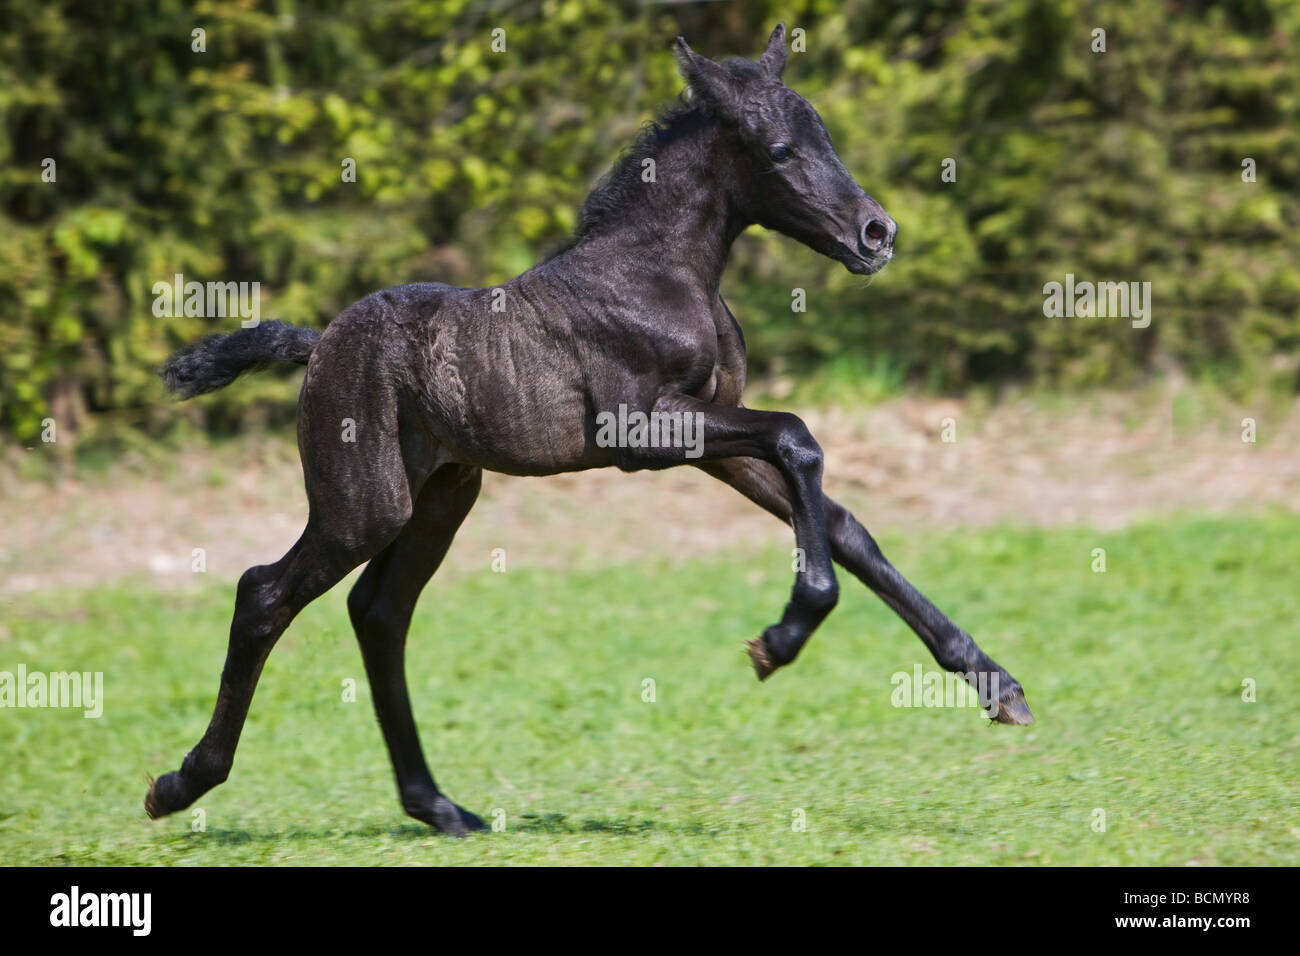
left=630, top=397, right=838, bottom=676
left=697, top=456, right=1034, bottom=724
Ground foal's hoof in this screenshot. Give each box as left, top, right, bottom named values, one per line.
left=746, top=624, right=803, bottom=681
left=745, top=637, right=775, bottom=681
left=425, top=797, right=488, bottom=838
left=993, top=686, right=1035, bottom=725
left=143, top=774, right=163, bottom=819
left=143, top=771, right=185, bottom=819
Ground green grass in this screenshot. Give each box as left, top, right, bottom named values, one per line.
left=748, top=351, right=911, bottom=409
left=2, top=515, right=1297, bottom=865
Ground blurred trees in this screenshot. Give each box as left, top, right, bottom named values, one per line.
left=2, top=0, right=1297, bottom=444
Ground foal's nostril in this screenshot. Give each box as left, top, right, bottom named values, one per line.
left=861, top=218, right=893, bottom=251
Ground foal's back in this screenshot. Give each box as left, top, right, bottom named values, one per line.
left=303, top=273, right=611, bottom=480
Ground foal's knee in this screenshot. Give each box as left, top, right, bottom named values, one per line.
left=773, top=413, right=824, bottom=481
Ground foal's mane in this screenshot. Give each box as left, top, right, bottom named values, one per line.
left=539, top=98, right=708, bottom=261
left=543, top=58, right=763, bottom=260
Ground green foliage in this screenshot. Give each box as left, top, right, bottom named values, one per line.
left=2, top=1, right=1298, bottom=443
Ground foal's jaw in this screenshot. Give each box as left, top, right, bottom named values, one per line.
left=833, top=240, right=894, bottom=276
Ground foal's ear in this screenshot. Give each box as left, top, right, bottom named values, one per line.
left=759, top=22, right=787, bottom=79
left=673, top=36, right=742, bottom=115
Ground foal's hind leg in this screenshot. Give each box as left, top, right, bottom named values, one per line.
left=146, top=374, right=418, bottom=819
left=144, top=514, right=407, bottom=819
left=346, top=464, right=484, bottom=836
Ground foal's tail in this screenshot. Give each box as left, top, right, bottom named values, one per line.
left=160, top=320, right=321, bottom=399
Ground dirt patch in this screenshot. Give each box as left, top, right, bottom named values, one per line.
left=2, top=390, right=1297, bottom=596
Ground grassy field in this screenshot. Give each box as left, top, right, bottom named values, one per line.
left=1, top=514, right=1297, bottom=865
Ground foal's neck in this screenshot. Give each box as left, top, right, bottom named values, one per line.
left=575, top=119, right=751, bottom=298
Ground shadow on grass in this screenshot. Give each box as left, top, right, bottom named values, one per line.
left=168, top=812, right=730, bottom=846
left=179, top=822, right=436, bottom=847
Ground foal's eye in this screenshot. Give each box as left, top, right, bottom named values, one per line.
left=767, top=142, right=792, bottom=162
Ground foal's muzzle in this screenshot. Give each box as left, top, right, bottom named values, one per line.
left=859, top=214, right=897, bottom=255
left=820, top=198, right=897, bottom=275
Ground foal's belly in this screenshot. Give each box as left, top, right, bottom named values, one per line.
left=410, top=311, right=606, bottom=476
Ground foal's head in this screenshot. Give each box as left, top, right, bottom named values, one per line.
left=675, top=24, right=896, bottom=275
